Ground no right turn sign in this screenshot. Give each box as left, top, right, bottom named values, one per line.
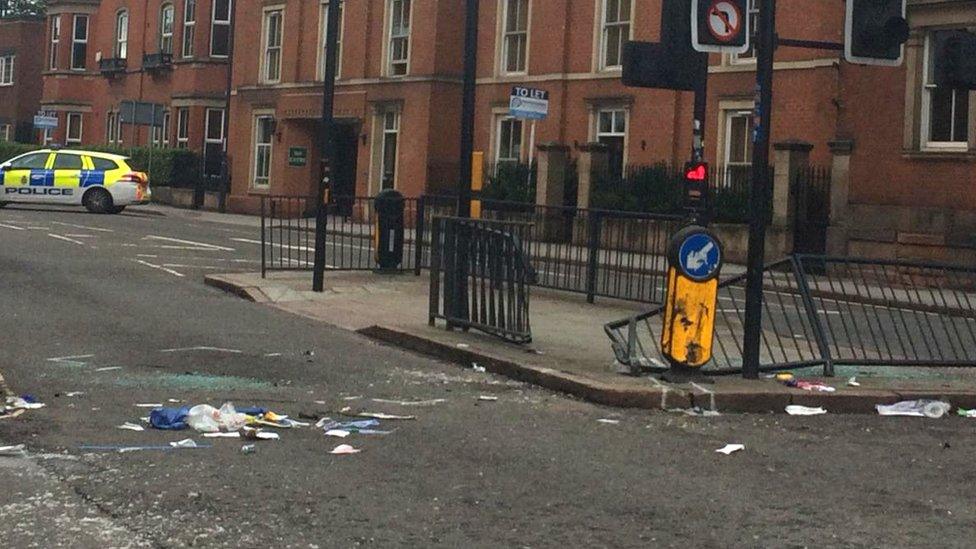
left=692, top=0, right=750, bottom=54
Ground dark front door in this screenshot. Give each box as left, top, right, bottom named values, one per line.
left=329, top=122, right=359, bottom=217
left=792, top=166, right=832, bottom=255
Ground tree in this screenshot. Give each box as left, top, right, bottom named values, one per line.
left=0, top=0, right=47, bottom=18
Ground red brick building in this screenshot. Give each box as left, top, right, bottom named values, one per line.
left=0, top=16, right=45, bottom=143
left=42, top=0, right=230, bottom=177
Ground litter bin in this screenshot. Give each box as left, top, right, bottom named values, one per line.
left=374, top=189, right=405, bottom=272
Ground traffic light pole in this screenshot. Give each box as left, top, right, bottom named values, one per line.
left=741, top=0, right=777, bottom=379
left=456, top=0, right=479, bottom=218
left=312, top=0, right=342, bottom=293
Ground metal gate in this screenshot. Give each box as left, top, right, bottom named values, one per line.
left=792, top=166, right=832, bottom=255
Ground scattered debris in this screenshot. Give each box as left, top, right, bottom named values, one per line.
left=785, top=405, right=828, bottom=416
left=5, top=396, right=45, bottom=410
left=241, top=428, right=279, bottom=441
left=0, top=444, right=27, bottom=457
left=94, top=367, right=123, bottom=372
left=847, top=377, right=861, bottom=387
left=371, top=398, right=446, bottom=407
left=186, top=403, right=250, bottom=433
left=774, top=372, right=795, bottom=382
left=597, top=419, right=620, bottom=425
left=64, top=392, right=85, bottom=397
left=170, top=439, right=199, bottom=449
left=957, top=408, right=976, bottom=418
left=325, top=429, right=350, bottom=438
left=135, top=403, right=164, bottom=408
left=716, top=444, right=745, bottom=455
left=478, top=395, right=499, bottom=402
left=149, top=406, right=191, bottom=430
left=329, top=444, right=361, bottom=455
left=786, top=380, right=836, bottom=392
left=877, top=400, right=951, bottom=418
left=117, top=422, right=146, bottom=431
left=241, top=444, right=257, bottom=454
left=671, top=407, right=721, bottom=417
left=472, top=363, right=486, bottom=373
left=456, top=343, right=470, bottom=349
left=203, top=432, right=241, bottom=438
left=167, top=399, right=181, bottom=403
left=342, top=396, right=363, bottom=401
left=0, top=409, right=24, bottom=420
left=354, top=412, right=416, bottom=421
left=318, top=419, right=391, bottom=435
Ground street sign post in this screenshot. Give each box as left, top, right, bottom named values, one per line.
left=33, top=112, right=58, bottom=130
left=509, top=85, right=548, bottom=183
left=661, top=225, right=724, bottom=371
left=692, top=0, right=750, bottom=54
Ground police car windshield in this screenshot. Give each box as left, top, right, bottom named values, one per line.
left=9, top=152, right=49, bottom=170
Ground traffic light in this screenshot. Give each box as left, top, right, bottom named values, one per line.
left=845, top=0, right=909, bottom=66
left=934, top=30, right=976, bottom=90
left=692, top=0, right=750, bottom=54
left=622, top=0, right=707, bottom=91
left=683, top=161, right=709, bottom=211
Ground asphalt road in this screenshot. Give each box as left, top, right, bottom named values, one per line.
left=2, top=203, right=976, bottom=548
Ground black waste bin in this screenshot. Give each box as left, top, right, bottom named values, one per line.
left=374, top=189, right=405, bottom=272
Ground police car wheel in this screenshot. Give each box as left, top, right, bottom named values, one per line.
left=82, top=188, right=114, bottom=214
left=0, top=202, right=7, bottom=208
left=108, top=206, right=126, bottom=214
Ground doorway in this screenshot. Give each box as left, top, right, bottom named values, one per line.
left=331, top=121, right=359, bottom=217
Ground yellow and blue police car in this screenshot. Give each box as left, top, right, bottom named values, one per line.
left=0, top=149, right=150, bottom=214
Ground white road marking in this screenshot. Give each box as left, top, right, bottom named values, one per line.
left=136, top=254, right=159, bottom=258
left=48, top=233, right=87, bottom=246
left=159, top=346, right=243, bottom=354
left=0, top=223, right=25, bottom=231
left=46, top=354, right=95, bottom=362
left=133, top=259, right=185, bottom=278
left=94, top=366, right=123, bottom=372
left=264, top=353, right=283, bottom=357
left=162, top=264, right=223, bottom=270
left=64, top=234, right=95, bottom=238
left=231, top=238, right=313, bottom=253
left=52, top=221, right=113, bottom=233
left=144, top=235, right=235, bottom=251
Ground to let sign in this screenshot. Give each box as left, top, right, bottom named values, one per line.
left=288, top=147, right=308, bottom=167
left=509, top=86, right=549, bottom=120
left=33, top=112, right=58, bottom=129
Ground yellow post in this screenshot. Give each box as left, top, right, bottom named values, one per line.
left=470, top=151, right=484, bottom=218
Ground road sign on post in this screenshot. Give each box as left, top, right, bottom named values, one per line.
left=845, top=0, right=909, bottom=66
left=692, top=0, right=750, bottom=54
left=33, top=112, right=58, bottom=129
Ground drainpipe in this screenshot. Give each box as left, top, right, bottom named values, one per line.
left=218, top=0, right=237, bottom=213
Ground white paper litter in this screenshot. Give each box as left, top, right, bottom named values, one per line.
left=478, top=396, right=499, bottom=402
left=325, top=429, right=350, bottom=438
left=847, top=377, right=861, bottom=387
left=876, top=400, right=951, bottom=418
left=135, top=403, right=163, bottom=408
left=716, top=444, right=745, bottom=455
left=203, top=432, right=241, bottom=438
left=371, top=398, right=446, bottom=407
left=329, top=444, right=361, bottom=455
left=254, top=431, right=280, bottom=440
left=6, top=397, right=44, bottom=410
left=597, top=419, right=620, bottom=425
left=0, top=444, right=27, bottom=457
left=94, top=367, right=122, bottom=372
left=117, top=422, right=146, bottom=431
left=785, top=405, right=827, bottom=416
left=64, top=391, right=85, bottom=397
left=169, top=439, right=199, bottom=448
left=472, top=363, right=486, bottom=373
left=355, top=412, right=416, bottom=420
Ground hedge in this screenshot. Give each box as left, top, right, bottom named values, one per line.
left=0, top=143, right=202, bottom=188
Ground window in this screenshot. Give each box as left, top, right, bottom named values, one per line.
left=106, top=111, right=122, bottom=145
left=115, top=10, right=129, bottom=59
left=600, top=0, right=631, bottom=70
left=0, top=56, right=13, bottom=85
left=160, top=4, right=175, bottom=54
left=0, top=124, right=10, bottom=141
left=732, top=0, right=758, bottom=63
left=43, top=127, right=54, bottom=145
left=66, top=112, right=83, bottom=144
left=495, top=117, right=523, bottom=165
left=9, top=152, right=50, bottom=170
left=204, top=108, right=225, bottom=177
left=211, top=0, right=232, bottom=57
left=596, top=109, right=626, bottom=179
left=723, top=110, right=754, bottom=186
left=252, top=115, right=274, bottom=187
left=318, top=1, right=343, bottom=80
left=262, top=9, right=283, bottom=83
left=923, top=31, right=970, bottom=148
left=92, top=157, right=120, bottom=170
left=152, top=111, right=171, bottom=147
left=379, top=110, right=400, bottom=189
left=71, top=15, right=88, bottom=70
left=53, top=154, right=83, bottom=170
left=49, top=15, right=60, bottom=70
left=501, top=0, right=528, bottom=74
left=387, top=0, right=411, bottom=76
left=182, top=0, right=196, bottom=58
left=176, top=107, right=189, bottom=148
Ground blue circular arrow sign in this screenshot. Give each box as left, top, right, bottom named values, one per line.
left=676, top=231, right=722, bottom=282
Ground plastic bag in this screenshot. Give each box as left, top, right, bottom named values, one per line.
left=186, top=402, right=249, bottom=433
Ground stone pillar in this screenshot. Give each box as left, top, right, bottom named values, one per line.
left=826, top=139, right=854, bottom=256
left=771, top=140, right=813, bottom=231
left=534, top=142, right=570, bottom=208
left=575, top=142, right=608, bottom=210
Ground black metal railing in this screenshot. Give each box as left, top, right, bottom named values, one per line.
left=605, top=255, right=976, bottom=376
left=429, top=216, right=535, bottom=343
left=143, top=52, right=174, bottom=71
left=98, top=57, right=127, bottom=75
left=260, top=196, right=316, bottom=277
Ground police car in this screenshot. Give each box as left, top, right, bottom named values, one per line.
left=0, top=149, right=151, bottom=214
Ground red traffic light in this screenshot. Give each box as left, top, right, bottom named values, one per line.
left=684, top=163, right=708, bottom=182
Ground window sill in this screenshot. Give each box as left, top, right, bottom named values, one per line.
left=902, top=148, right=976, bottom=162
left=248, top=186, right=271, bottom=195
left=0, top=83, right=13, bottom=87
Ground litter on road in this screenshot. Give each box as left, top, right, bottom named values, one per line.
left=135, top=403, right=164, bottom=408
left=0, top=444, right=27, bottom=457
left=671, top=407, right=721, bottom=417
left=597, top=419, right=620, bottom=425
left=877, top=400, right=952, bottom=418
left=848, top=377, right=861, bottom=387
left=94, top=367, right=123, bottom=372
left=354, top=412, right=416, bottom=420
left=329, top=444, right=361, bottom=455
left=786, top=380, right=836, bottom=392
left=117, top=422, right=146, bottom=431
left=170, top=439, right=199, bottom=448
left=371, top=398, right=446, bottom=407
left=325, top=429, right=350, bottom=438
left=716, top=444, right=745, bottom=455
left=318, top=419, right=390, bottom=434
left=785, top=405, right=828, bottom=416
left=6, top=396, right=45, bottom=410
left=204, top=432, right=241, bottom=438
left=472, top=363, right=486, bottom=373
left=478, top=396, right=499, bottom=402
left=957, top=408, right=976, bottom=418
left=241, top=444, right=256, bottom=454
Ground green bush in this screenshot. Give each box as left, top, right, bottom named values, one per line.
left=0, top=142, right=43, bottom=163
left=481, top=162, right=536, bottom=203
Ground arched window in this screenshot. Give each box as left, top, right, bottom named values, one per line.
left=160, top=4, right=175, bottom=54
left=115, top=10, right=128, bottom=59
